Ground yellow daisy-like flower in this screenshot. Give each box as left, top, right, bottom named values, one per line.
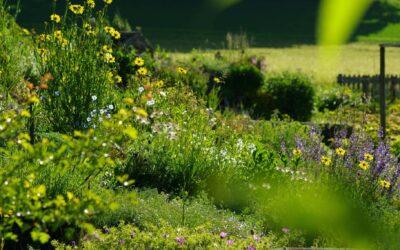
left=364, top=153, right=374, bottom=161
left=104, top=26, right=115, bottom=34
left=177, top=67, right=188, bottom=75
left=292, top=148, right=302, bottom=157
left=359, top=160, right=369, bottom=170
left=111, top=30, right=121, bottom=39
left=115, top=75, right=122, bottom=83
left=134, top=57, right=145, bottom=66
left=379, top=180, right=391, bottom=189
left=104, top=54, right=115, bottom=63
left=87, top=0, right=95, bottom=8
left=213, top=77, right=221, bottom=84
left=54, top=30, right=63, bottom=41
left=103, top=0, right=113, bottom=4
left=37, top=48, right=47, bottom=56
left=102, top=45, right=113, bottom=53
left=50, top=14, right=61, bottom=23
left=155, top=80, right=164, bottom=88
left=69, top=4, right=84, bottom=15
left=321, top=156, right=332, bottom=167
left=137, top=67, right=148, bottom=76
left=86, top=30, right=97, bottom=36
left=335, top=147, right=346, bottom=156
left=38, top=34, right=51, bottom=42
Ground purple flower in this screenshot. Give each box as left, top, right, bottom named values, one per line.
left=220, top=231, right=227, bottom=239
left=162, top=233, right=167, bottom=238
left=71, top=240, right=76, bottom=246
left=130, top=232, right=136, bottom=238
left=227, top=239, right=234, bottom=246
left=248, top=245, right=255, bottom=250
left=118, top=239, right=125, bottom=244
left=176, top=237, right=185, bottom=245
left=103, top=228, right=110, bottom=234
left=282, top=228, right=290, bottom=234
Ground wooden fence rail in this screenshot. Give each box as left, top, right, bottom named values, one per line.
left=337, top=74, right=400, bottom=102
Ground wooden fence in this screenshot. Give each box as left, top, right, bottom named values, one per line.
left=337, top=74, right=400, bottom=101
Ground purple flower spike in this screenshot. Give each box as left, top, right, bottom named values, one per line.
left=227, top=239, right=234, bottom=246
left=282, top=228, right=290, bottom=234
left=220, top=231, right=227, bottom=239
left=118, top=239, right=125, bottom=244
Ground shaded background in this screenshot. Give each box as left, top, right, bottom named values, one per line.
left=13, top=0, right=400, bottom=50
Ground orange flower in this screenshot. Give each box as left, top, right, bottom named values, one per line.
left=39, top=84, right=49, bottom=89
left=40, top=73, right=54, bottom=83
left=26, top=82, right=34, bottom=90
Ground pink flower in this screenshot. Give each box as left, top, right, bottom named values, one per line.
left=220, top=232, right=227, bottom=239
left=227, top=239, right=234, bottom=246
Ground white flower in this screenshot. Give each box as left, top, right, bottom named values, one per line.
left=108, top=104, right=114, bottom=110
left=160, top=91, right=167, bottom=97
left=99, top=117, right=103, bottom=122
left=55, top=91, right=60, bottom=96
left=100, top=109, right=105, bottom=114
left=146, top=99, right=155, bottom=106
left=106, top=114, right=111, bottom=119
left=138, top=86, right=144, bottom=93
left=92, top=95, right=97, bottom=101
left=87, top=117, right=91, bottom=122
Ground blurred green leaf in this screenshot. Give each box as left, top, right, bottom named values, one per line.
left=318, top=0, right=373, bottom=45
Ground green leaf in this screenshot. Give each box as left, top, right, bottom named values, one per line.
left=31, top=230, right=50, bottom=244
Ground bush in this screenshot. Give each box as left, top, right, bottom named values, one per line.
left=256, top=72, right=315, bottom=121
left=221, top=62, right=264, bottom=109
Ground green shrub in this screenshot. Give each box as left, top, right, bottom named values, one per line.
left=221, top=62, right=264, bottom=109
left=257, top=72, right=315, bottom=121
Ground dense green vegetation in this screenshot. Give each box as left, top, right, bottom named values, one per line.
left=2, top=0, right=400, bottom=249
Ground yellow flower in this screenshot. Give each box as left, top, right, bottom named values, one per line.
left=104, top=54, right=115, bottom=63
left=69, top=4, right=84, bottom=15
left=364, top=153, right=374, bottom=161
left=124, top=97, right=134, bottom=105
left=38, top=34, right=51, bottom=42
left=359, top=160, right=369, bottom=170
left=37, top=48, right=47, bottom=56
left=83, top=23, right=92, bottom=30
left=379, top=180, right=391, bottom=189
left=177, top=67, right=187, bottom=75
left=336, top=147, right=346, bottom=156
left=213, top=77, right=221, bottom=84
left=106, top=71, right=114, bottom=82
left=86, top=30, right=97, bottom=36
left=115, top=75, right=122, bottom=83
left=104, top=26, right=115, bottom=34
left=321, top=156, right=332, bottom=166
left=102, top=45, right=113, bottom=53
left=155, top=80, right=164, bottom=88
left=292, top=148, right=302, bottom=156
left=137, top=67, right=148, bottom=76
left=135, top=108, right=148, bottom=117
left=50, top=14, right=61, bottom=23
left=87, top=0, right=95, bottom=8
left=103, top=0, right=113, bottom=4
left=134, top=57, right=145, bottom=66
left=54, top=30, right=63, bottom=40
left=111, top=30, right=121, bottom=39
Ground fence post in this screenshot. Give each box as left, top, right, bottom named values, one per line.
left=380, top=45, right=386, bottom=137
